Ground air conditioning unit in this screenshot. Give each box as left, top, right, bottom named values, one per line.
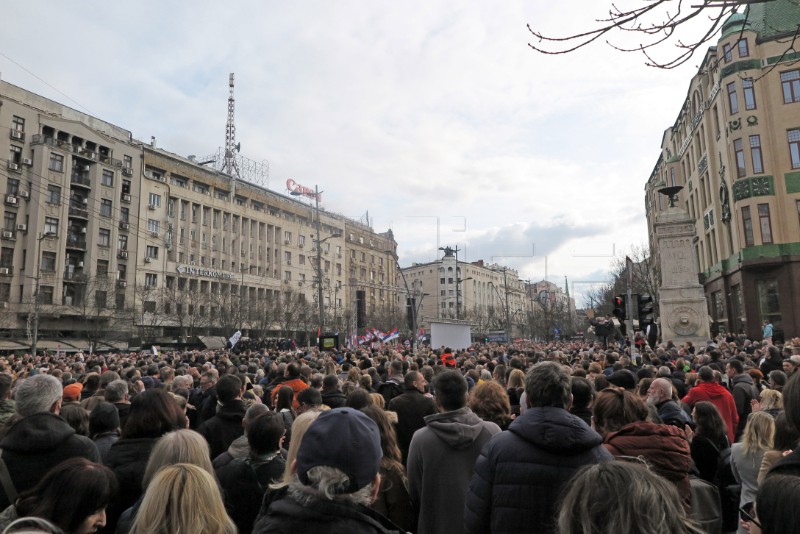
left=18, top=191, right=29, bottom=199
left=82, top=165, right=90, bottom=172
left=5, top=196, right=17, bottom=206
left=284, top=239, right=291, bottom=245
left=148, top=204, right=157, bottom=210
left=119, top=222, right=130, bottom=230
left=82, top=198, right=88, bottom=204
left=78, top=261, right=84, bottom=268
left=81, top=227, right=87, bottom=234
left=0, top=302, right=7, bottom=309
left=298, top=243, right=304, bottom=249
left=286, top=260, right=292, bottom=265
left=16, top=224, right=26, bottom=232
left=117, top=280, right=127, bottom=288
left=0, top=268, right=9, bottom=276
left=22, top=159, right=32, bottom=166
left=1, top=230, right=14, bottom=239
left=118, top=250, right=128, bottom=259
left=150, top=231, right=159, bottom=237
left=144, top=257, right=152, bottom=263
left=121, top=193, right=131, bottom=202
left=122, top=167, right=133, bottom=176
left=10, top=131, right=24, bottom=141
left=7, top=163, right=19, bottom=172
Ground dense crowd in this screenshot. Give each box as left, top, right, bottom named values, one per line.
left=0, top=334, right=797, bottom=533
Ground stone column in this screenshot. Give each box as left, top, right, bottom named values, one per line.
left=654, top=206, right=710, bottom=346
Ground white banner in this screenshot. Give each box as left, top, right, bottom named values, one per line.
left=229, top=330, right=242, bottom=349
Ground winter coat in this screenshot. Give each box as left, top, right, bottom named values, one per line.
left=269, top=378, right=308, bottom=409
left=656, top=399, right=692, bottom=429
left=387, top=390, right=437, bottom=464
left=371, top=463, right=413, bottom=533
left=104, top=437, right=157, bottom=533
left=217, top=452, right=286, bottom=534
left=253, top=489, right=405, bottom=534
left=731, top=443, right=766, bottom=533
left=0, top=401, right=15, bottom=426
left=691, top=433, right=729, bottom=484
left=213, top=433, right=251, bottom=469
left=321, top=390, right=347, bottom=409
left=93, top=430, right=120, bottom=463
left=464, top=406, right=612, bottom=534
left=407, top=407, right=500, bottom=534
left=0, top=412, right=100, bottom=510
left=198, top=399, right=247, bottom=459
left=682, top=381, right=739, bottom=443
left=730, top=373, right=759, bottom=440
left=604, top=421, right=693, bottom=511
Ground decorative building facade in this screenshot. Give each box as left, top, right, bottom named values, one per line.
left=0, top=80, right=398, bottom=348
left=644, top=2, right=800, bottom=340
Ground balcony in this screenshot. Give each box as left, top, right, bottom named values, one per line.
left=70, top=171, right=91, bottom=189
left=66, top=234, right=87, bottom=250
left=68, top=205, right=89, bottom=219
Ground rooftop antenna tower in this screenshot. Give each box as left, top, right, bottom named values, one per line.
left=222, top=73, right=241, bottom=178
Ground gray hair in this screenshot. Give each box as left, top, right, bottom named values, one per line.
left=104, top=380, right=129, bottom=403
left=15, top=374, right=62, bottom=417
left=287, top=467, right=375, bottom=506
left=172, top=375, right=193, bottom=390
left=244, top=403, right=269, bottom=426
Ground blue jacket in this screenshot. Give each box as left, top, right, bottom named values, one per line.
left=464, top=406, right=612, bottom=534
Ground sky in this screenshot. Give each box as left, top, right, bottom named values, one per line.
left=1, top=1, right=721, bottom=305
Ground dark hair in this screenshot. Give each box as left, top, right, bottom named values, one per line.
left=122, top=389, right=186, bottom=439
left=784, top=371, right=800, bottom=434
left=698, top=366, right=714, bottom=382
left=345, top=388, right=372, bottom=410
left=82, top=373, right=100, bottom=393
left=286, top=364, right=301, bottom=379
left=16, top=458, right=117, bottom=533
left=693, top=401, right=728, bottom=444
left=275, top=386, right=296, bottom=418
left=215, top=375, right=242, bottom=404
left=0, top=374, right=12, bottom=399
left=727, top=359, right=744, bottom=374
left=59, top=403, right=89, bottom=437
left=322, top=375, right=339, bottom=389
left=297, top=387, right=322, bottom=407
left=592, top=389, right=648, bottom=436
left=757, top=475, right=800, bottom=534
left=526, top=362, right=571, bottom=408
left=773, top=412, right=800, bottom=451
left=403, top=371, right=420, bottom=389
left=769, top=370, right=788, bottom=387
left=570, top=377, right=595, bottom=409
left=434, top=370, right=468, bottom=411
left=247, top=412, right=285, bottom=455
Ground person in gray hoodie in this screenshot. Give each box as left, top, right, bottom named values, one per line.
left=407, top=370, right=500, bottom=534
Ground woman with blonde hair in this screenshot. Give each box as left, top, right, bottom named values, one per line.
left=731, top=411, right=775, bottom=534
left=757, top=388, right=783, bottom=418
left=129, top=464, right=235, bottom=534
left=116, top=430, right=214, bottom=534
left=506, top=368, right=525, bottom=416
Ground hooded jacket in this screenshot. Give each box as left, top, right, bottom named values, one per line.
left=730, top=373, right=758, bottom=439
left=198, top=399, right=247, bottom=459
left=682, top=381, right=739, bottom=443
left=464, top=406, right=612, bottom=534
left=604, top=421, right=692, bottom=511
left=407, top=407, right=500, bottom=534
left=253, top=488, right=404, bottom=534
left=0, top=412, right=100, bottom=510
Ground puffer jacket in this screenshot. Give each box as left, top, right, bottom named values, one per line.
left=604, top=421, right=692, bottom=511
left=464, top=406, right=612, bottom=534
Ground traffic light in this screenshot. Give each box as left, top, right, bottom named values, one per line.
left=612, top=295, right=626, bottom=320
left=638, top=294, right=655, bottom=327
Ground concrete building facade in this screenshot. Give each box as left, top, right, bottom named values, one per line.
left=644, top=2, right=800, bottom=341
left=0, top=80, right=398, bottom=348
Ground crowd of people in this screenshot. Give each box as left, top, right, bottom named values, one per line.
left=0, top=333, right=797, bottom=533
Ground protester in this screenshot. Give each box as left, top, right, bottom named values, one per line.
left=731, top=411, right=775, bottom=534
left=467, top=380, right=514, bottom=431
left=387, top=371, right=437, bottom=464
left=198, top=374, right=247, bottom=459
left=130, top=464, right=236, bottom=534
left=0, top=457, right=116, bottom=534
left=88, top=401, right=120, bottom=462
left=557, top=461, right=705, bottom=534
left=689, top=401, right=730, bottom=484
left=682, top=366, right=739, bottom=444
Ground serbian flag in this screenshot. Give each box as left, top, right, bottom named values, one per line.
left=383, top=328, right=399, bottom=342
left=417, top=327, right=426, bottom=340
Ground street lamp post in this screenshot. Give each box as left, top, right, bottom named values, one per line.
left=31, top=232, right=57, bottom=356
left=290, top=184, right=325, bottom=340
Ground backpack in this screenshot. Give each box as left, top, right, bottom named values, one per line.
left=689, top=475, right=721, bottom=534
left=377, top=380, right=404, bottom=406
left=709, top=437, right=741, bottom=532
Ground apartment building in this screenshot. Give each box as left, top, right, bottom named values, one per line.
left=0, top=80, right=398, bottom=347
left=644, top=2, right=800, bottom=340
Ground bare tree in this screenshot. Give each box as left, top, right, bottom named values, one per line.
left=133, top=282, right=166, bottom=344
left=609, top=244, right=662, bottom=316
left=66, top=274, right=133, bottom=347
left=527, top=1, right=787, bottom=69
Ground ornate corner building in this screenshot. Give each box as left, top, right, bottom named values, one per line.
left=0, top=80, right=398, bottom=347
left=644, top=2, right=800, bottom=341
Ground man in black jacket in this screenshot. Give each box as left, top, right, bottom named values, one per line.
left=464, top=362, right=612, bottom=534
left=199, top=374, right=247, bottom=459
left=387, top=371, right=437, bottom=464
left=0, top=374, right=100, bottom=510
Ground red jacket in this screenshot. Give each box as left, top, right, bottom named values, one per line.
left=270, top=378, right=309, bottom=409
left=682, top=381, right=739, bottom=444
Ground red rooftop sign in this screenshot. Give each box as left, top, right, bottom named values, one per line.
left=286, top=179, right=321, bottom=202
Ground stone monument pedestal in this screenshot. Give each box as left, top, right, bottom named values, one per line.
left=654, top=206, right=710, bottom=347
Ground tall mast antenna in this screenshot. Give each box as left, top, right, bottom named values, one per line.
left=221, top=73, right=240, bottom=179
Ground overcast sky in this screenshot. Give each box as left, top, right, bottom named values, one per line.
left=2, top=1, right=717, bottom=305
